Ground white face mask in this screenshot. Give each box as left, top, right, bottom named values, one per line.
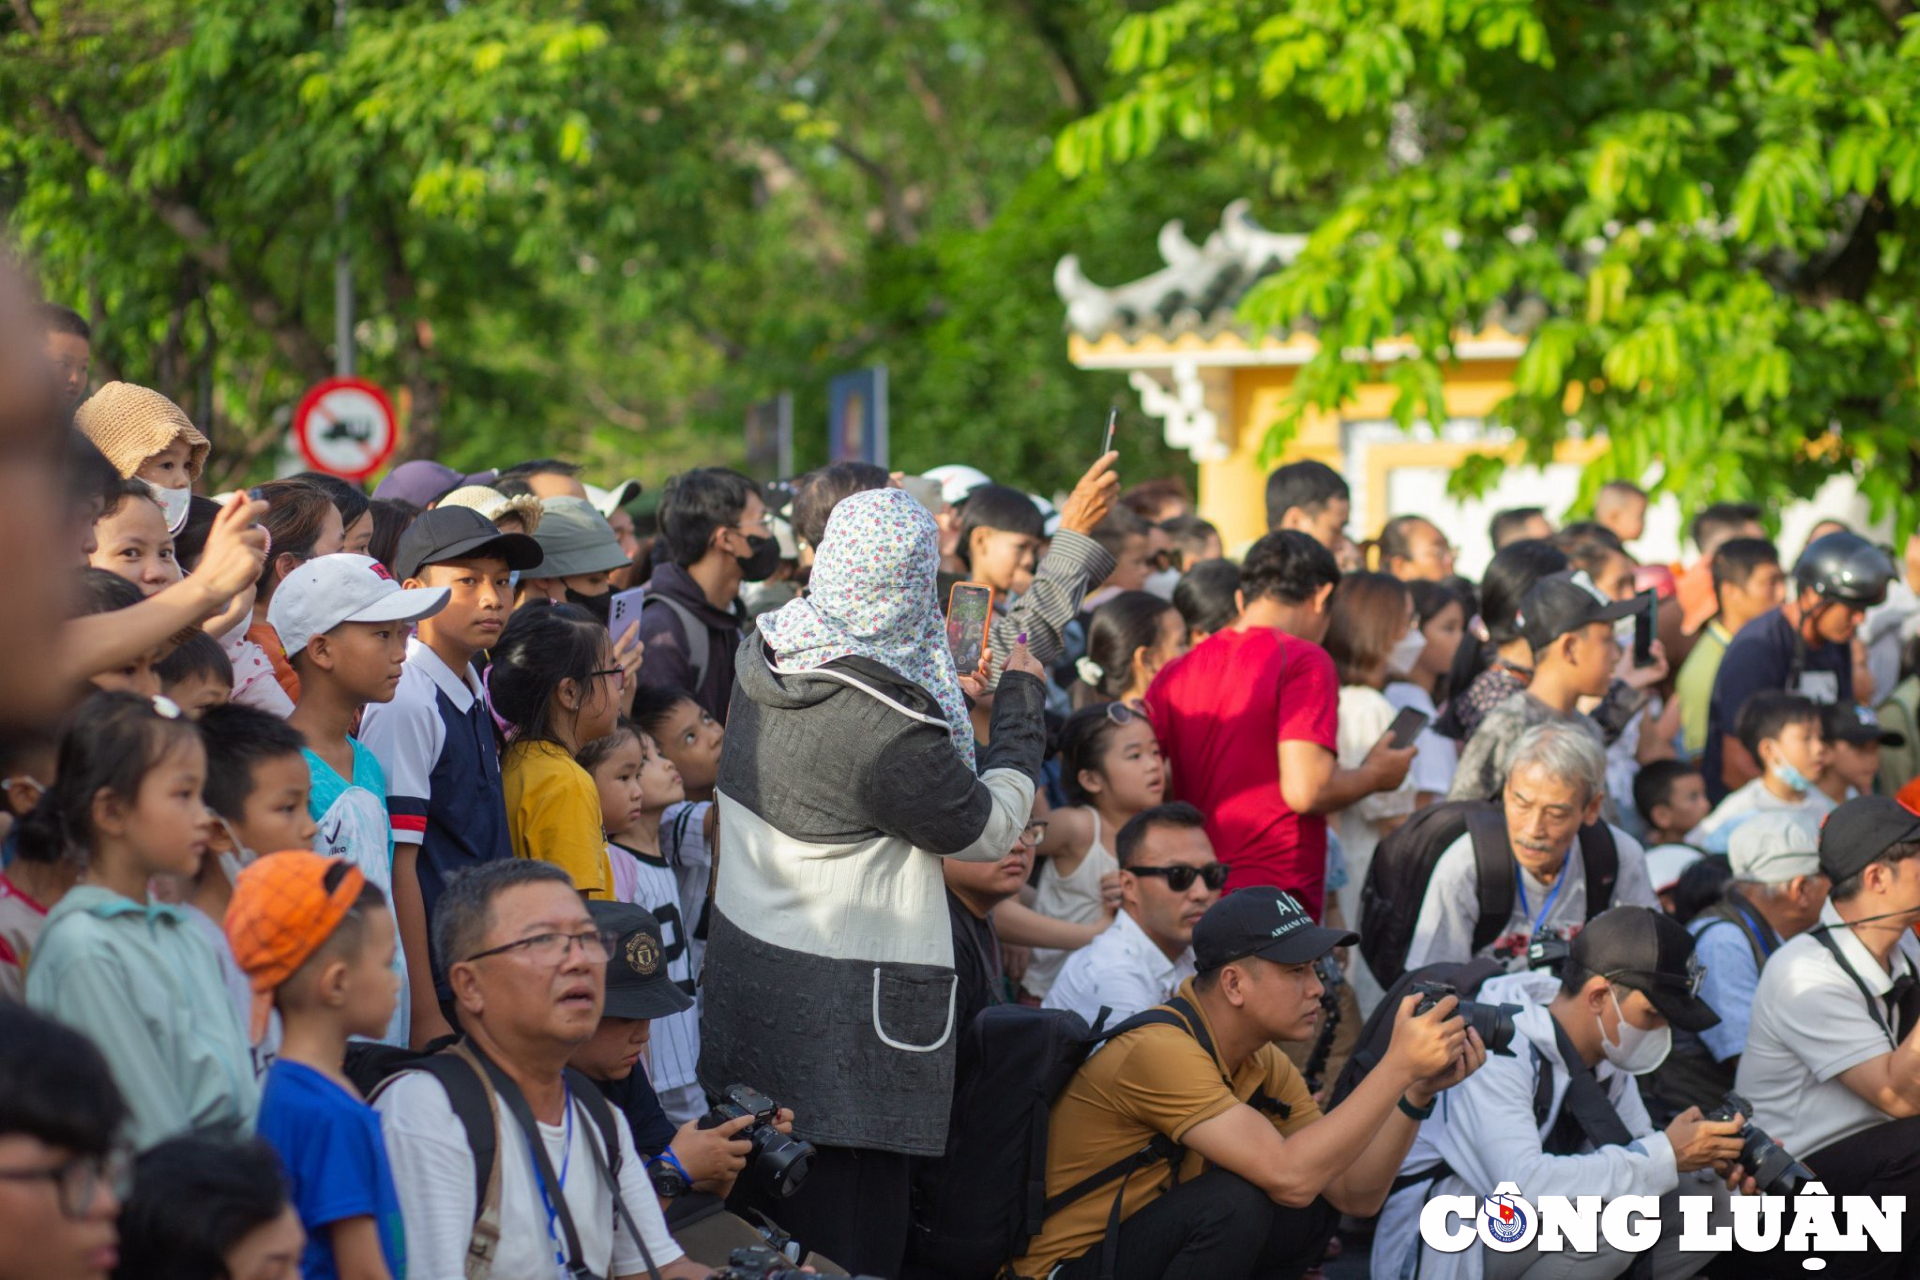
left=1598, top=987, right=1671, bottom=1075
left=1386, top=629, right=1429, bottom=678
left=1142, top=567, right=1182, bottom=600
left=150, top=483, right=193, bottom=535
left=215, top=817, right=258, bottom=887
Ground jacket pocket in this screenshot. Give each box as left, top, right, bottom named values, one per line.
left=870, top=966, right=958, bottom=1053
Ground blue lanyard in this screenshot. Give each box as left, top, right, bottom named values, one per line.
left=1514, top=865, right=1566, bottom=937
left=1732, top=902, right=1778, bottom=958
left=535, top=1084, right=574, bottom=1278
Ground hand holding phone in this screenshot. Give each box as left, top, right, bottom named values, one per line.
left=608, top=585, right=648, bottom=637
left=1632, top=589, right=1658, bottom=668
left=946, top=582, right=995, bottom=675
left=1102, top=407, right=1118, bottom=458
left=1386, top=706, right=1429, bottom=750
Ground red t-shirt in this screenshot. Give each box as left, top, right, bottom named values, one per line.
left=1143, top=626, right=1339, bottom=919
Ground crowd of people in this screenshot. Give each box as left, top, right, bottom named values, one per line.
left=6, top=291, right=1920, bottom=1280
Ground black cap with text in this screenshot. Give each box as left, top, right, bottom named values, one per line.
left=1191, top=887, right=1357, bottom=973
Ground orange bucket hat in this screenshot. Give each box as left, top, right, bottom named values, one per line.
left=224, top=851, right=365, bottom=1042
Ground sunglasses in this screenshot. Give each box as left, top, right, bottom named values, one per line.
left=1606, top=955, right=1705, bottom=1000
left=1128, top=863, right=1230, bottom=892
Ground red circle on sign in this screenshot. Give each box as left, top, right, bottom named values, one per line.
left=292, top=376, right=398, bottom=481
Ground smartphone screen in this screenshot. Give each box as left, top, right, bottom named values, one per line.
left=1102, top=407, right=1117, bottom=457
left=608, top=585, right=648, bottom=638
left=1632, top=589, right=1658, bottom=668
left=1386, top=706, right=1429, bottom=750
left=946, top=583, right=994, bottom=674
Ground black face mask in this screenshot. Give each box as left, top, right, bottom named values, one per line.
left=565, top=585, right=612, bottom=625
left=736, top=534, right=784, bottom=583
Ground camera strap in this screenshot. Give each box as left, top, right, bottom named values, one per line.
left=1547, top=1018, right=1634, bottom=1152
left=1809, top=925, right=1917, bottom=1049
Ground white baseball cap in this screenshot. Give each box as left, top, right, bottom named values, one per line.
left=268, top=554, right=450, bottom=659
left=923, top=464, right=992, bottom=507
left=583, top=479, right=643, bottom=519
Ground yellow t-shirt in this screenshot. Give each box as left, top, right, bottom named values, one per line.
left=502, top=739, right=612, bottom=898
left=1011, top=979, right=1321, bottom=1279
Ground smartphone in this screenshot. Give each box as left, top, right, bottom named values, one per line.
left=1632, top=588, right=1658, bottom=668
left=608, top=585, right=648, bottom=637
left=1386, top=706, right=1429, bottom=750
left=1101, top=407, right=1117, bottom=457
left=946, top=582, right=995, bottom=674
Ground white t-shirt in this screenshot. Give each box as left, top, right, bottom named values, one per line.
left=1736, top=899, right=1920, bottom=1158
left=660, top=801, right=714, bottom=983
left=1384, top=681, right=1458, bottom=798
left=1687, top=777, right=1836, bottom=854
left=378, top=1071, right=684, bottom=1280
left=610, top=842, right=701, bottom=1098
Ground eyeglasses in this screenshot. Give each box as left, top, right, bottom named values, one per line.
left=1606, top=956, right=1705, bottom=1000
left=0, top=1147, right=131, bottom=1219
left=591, top=666, right=629, bottom=688
left=464, top=927, right=616, bottom=966
left=1128, top=863, right=1230, bottom=892
left=1020, top=820, right=1049, bottom=843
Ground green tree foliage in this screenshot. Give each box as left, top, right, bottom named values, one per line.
left=1, top=0, right=1256, bottom=493
left=1061, top=0, right=1920, bottom=532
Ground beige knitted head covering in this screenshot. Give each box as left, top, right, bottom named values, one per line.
left=75, top=382, right=211, bottom=482
left=437, top=484, right=544, bottom=536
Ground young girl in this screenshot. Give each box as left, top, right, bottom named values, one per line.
left=631, top=684, right=725, bottom=804
left=581, top=723, right=709, bottom=1125
left=22, top=692, right=259, bottom=1150
left=1324, top=574, right=1421, bottom=923
left=490, top=602, right=623, bottom=896
left=1386, top=579, right=1467, bottom=808
left=1072, top=591, right=1189, bottom=709
left=1019, top=703, right=1165, bottom=1001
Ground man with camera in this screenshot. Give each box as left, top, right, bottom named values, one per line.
left=1735, top=795, right=1920, bottom=1274
left=1010, top=887, right=1485, bottom=1280
left=1373, top=907, right=1747, bottom=1280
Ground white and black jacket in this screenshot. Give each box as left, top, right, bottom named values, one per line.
left=697, top=637, right=1046, bottom=1156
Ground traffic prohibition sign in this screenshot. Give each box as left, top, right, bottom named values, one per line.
left=292, top=376, right=398, bottom=481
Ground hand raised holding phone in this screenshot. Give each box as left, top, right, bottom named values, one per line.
left=1056, top=452, right=1121, bottom=538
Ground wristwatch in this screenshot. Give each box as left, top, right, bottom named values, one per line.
left=1398, top=1094, right=1436, bottom=1121
left=647, top=1148, right=692, bottom=1199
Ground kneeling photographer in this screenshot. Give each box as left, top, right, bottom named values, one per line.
left=1372, top=907, right=1748, bottom=1280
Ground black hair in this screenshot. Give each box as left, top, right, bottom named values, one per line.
left=1671, top=855, right=1735, bottom=924
left=366, top=497, right=420, bottom=574
left=956, top=483, right=1046, bottom=568
left=1690, top=502, right=1763, bottom=554
left=1057, top=704, right=1141, bottom=805
left=196, top=702, right=308, bottom=822
left=1711, top=536, right=1780, bottom=600
left=1368, top=514, right=1441, bottom=573
left=1734, top=690, right=1823, bottom=759
left=1480, top=540, right=1570, bottom=647
left=1555, top=531, right=1632, bottom=588
left=74, top=566, right=144, bottom=617
left=1264, top=460, right=1348, bottom=530
left=1489, top=507, right=1548, bottom=549
left=793, top=463, right=889, bottom=551
left=658, top=468, right=757, bottom=567
left=1407, top=578, right=1463, bottom=629
left=433, top=857, right=575, bottom=973
left=172, top=494, right=223, bottom=570
left=1553, top=522, right=1625, bottom=555
left=1173, top=558, right=1240, bottom=638
left=1120, top=476, right=1192, bottom=520
left=16, top=691, right=203, bottom=868
left=1158, top=513, right=1218, bottom=563
left=253, top=479, right=338, bottom=594
left=290, top=471, right=372, bottom=536
left=1239, top=530, right=1341, bottom=606
left=36, top=301, right=91, bottom=341
left=0, top=1001, right=126, bottom=1154
left=1831, top=839, right=1920, bottom=903
left=1114, top=800, right=1207, bottom=868
left=156, top=630, right=233, bottom=691
left=1631, top=758, right=1701, bottom=829
left=114, top=1137, right=290, bottom=1280
left=66, top=429, right=120, bottom=517
left=1080, top=592, right=1178, bottom=702
left=492, top=474, right=535, bottom=499
left=576, top=720, right=639, bottom=774
left=96, top=476, right=157, bottom=523
left=1088, top=505, right=1151, bottom=563
left=488, top=602, right=614, bottom=746
left=630, top=685, right=702, bottom=744
left=500, top=457, right=582, bottom=480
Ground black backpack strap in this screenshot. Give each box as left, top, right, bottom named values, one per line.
left=1466, top=807, right=1516, bottom=956
left=1577, top=822, right=1619, bottom=919
left=373, top=1053, right=498, bottom=1228
left=565, top=1067, right=625, bottom=1179
left=643, top=594, right=710, bottom=688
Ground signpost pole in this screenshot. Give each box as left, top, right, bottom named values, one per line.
left=333, top=0, right=354, bottom=378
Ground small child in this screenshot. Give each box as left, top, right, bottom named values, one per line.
left=74, top=567, right=167, bottom=697
left=272, top=553, right=449, bottom=1047
left=631, top=685, right=725, bottom=805
left=228, top=852, right=404, bottom=1280
left=74, top=380, right=210, bottom=535
left=1632, top=759, right=1711, bottom=847
left=1818, top=701, right=1902, bottom=804
left=581, top=723, right=708, bottom=1125
left=158, top=629, right=235, bottom=716
left=24, top=692, right=258, bottom=1149
left=192, top=703, right=321, bottom=1077
left=1688, top=692, right=1835, bottom=852
left=0, top=730, right=62, bottom=997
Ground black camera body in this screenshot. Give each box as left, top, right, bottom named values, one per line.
left=1526, top=934, right=1571, bottom=975
left=1705, top=1092, right=1813, bottom=1197
left=699, top=1083, right=816, bottom=1199
left=711, top=1245, right=882, bottom=1280
left=1408, top=981, right=1520, bottom=1056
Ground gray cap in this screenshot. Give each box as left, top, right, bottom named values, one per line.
left=1729, top=811, right=1823, bottom=884
left=528, top=496, right=630, bottom=578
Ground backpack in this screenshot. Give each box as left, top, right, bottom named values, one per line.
left=355, top=1040, right=625, bottom=1280
left=643, top=594, right=710, bottom=692
left=1358, top=799, right=1619, bottom=987
left=908, top=999, right=1213, bottom=1280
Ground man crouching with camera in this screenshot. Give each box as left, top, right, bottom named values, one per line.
left=1372, top=907, right=1750, bottom=1280
left=1010, top=887, right=1486, bottom=1280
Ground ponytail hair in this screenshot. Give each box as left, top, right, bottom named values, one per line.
left=1076, top=591, right=1177, bottom=704
left=16, top=691, right=202, bottom=867
left=488, top=602, right=613, bottom=747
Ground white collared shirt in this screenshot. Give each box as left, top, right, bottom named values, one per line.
left=358, top=636, right=488, bottom=850
left=1736, top=897, right=1920, bottom=1157
left=1042, top=909, right=1195, bottom=1028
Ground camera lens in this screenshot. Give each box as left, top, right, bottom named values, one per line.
left=753, top=1128, right=816, bottom=1199
left=1463, top=1001, right=1519, bottom=1056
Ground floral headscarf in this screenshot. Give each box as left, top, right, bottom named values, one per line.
left=756, top=487, right=975, bottom=767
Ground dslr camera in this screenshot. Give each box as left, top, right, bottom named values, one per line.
left=1526, top=933, right=1571, bottom=976
left=699, top=1084, right=816, bottom=1199
left=1705, top=1092, right=1814, bottom=1197
left=711, top=1246, right=882, bottom=1279
left=1408, top=981, right=1520, bottom=1056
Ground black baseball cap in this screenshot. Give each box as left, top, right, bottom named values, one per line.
left=1191, top=887, right=1357, bottom=973
left=1570, top=906, right=1720, bottom=1032
left=588, top=901, right=695, bottom=1021
left=1515, top=572, right=1640, bottom=653
left=392, top=505, right=542, bottom=581
left=1823, top=702, right=1907, bottom=749
left=1818, top=795, right=1920, bottom=885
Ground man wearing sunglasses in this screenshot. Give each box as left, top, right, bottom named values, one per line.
left=1046, top=802, right=1227, bottom=1027
left=1373, top=907, right=1748, bottom=1280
